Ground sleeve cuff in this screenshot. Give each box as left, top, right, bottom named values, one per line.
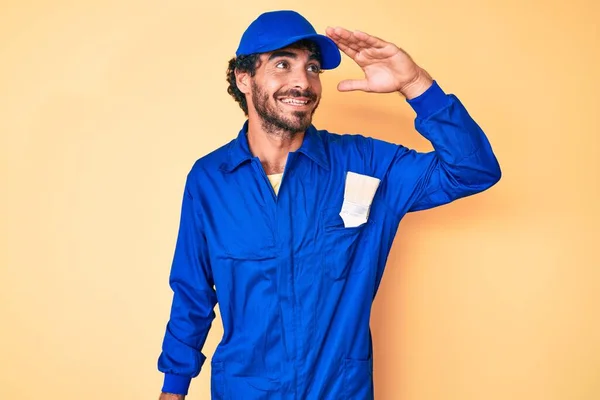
left=406, top=80, right=451, bottom=120
left=162, top=373, right=192, bottom=395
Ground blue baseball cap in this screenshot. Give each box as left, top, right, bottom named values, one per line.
left=236, top=10, right=341, bottom=70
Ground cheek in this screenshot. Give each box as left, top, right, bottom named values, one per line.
left=260, top=82, right=282, bottom=99
left=261, top=73, right=285, bottom=90
left=310, top=78, right=322, bottom=95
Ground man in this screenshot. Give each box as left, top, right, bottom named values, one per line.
left=157, top=9, right=500, bottom=400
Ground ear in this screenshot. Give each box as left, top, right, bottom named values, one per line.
left=235, top=69, right=251, bottom=94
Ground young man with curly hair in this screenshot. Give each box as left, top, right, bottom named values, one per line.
left=157, top=9, right=501, bottom=400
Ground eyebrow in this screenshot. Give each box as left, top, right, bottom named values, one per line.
left=268, top=50, right=321, bottom=63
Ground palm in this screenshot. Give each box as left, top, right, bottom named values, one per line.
left=325, top=27, right=421, bottom=93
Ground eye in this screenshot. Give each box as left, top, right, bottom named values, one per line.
left=275, top=61, right=289, bottom=69
left=307, top=64, right=322, bottom=73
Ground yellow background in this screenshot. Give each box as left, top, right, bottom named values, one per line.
left=1, top=0, right=598, bottom=399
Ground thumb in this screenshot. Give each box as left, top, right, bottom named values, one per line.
left=337, top=79, right=370, bottom=92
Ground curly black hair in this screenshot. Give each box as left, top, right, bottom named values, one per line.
left=226, top=39, right=322, bottom=116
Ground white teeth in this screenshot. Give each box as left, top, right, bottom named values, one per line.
left=281, top=98, right=309, bottom=105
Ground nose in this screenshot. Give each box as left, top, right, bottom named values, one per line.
left=290, top=68, right=310, bottom=90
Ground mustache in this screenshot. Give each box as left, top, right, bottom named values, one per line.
left=276, top=89, right=317, bottom=101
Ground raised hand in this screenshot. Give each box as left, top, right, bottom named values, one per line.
left=325, top=27, right=433, bottom=99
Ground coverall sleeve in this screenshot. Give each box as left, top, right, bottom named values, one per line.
left=157, top=172, right=217, bottom=395
left=369, top=80, right=502, bottom=215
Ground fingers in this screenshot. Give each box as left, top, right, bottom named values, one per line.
left=337, top=79, right=370, bottom=92
left=326, top=27, right=386, bottom=53
left=326, top=27, right=360, bottom=53
left=354, top=30, right=387, bottom=50
left=331, top=39, right=357, bottom=59
left=325, top=27, right=357, bottom=58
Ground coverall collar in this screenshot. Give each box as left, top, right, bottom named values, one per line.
left=221, top=120, right=330, bottom=173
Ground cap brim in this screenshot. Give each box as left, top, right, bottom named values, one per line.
left=251, top=33, right=342, bottom=70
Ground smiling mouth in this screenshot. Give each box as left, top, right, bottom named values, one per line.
left=279, top=97, right=311, bottom=107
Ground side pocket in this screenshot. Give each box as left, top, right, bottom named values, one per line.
left=343, top=357, right=374, bottom=400
left=211, top=361, right=225, bottom=400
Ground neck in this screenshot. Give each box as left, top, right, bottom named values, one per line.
left=246, top=117, right=305, bottom=175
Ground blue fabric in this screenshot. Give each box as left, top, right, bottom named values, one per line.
left=235, top=10, right=341, bottom=70
left=158, top=81, right=501, bottom=398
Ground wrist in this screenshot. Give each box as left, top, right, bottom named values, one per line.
left=159, top=393, right=185, bottom=400
left=399, top=68, right=433, bottom=100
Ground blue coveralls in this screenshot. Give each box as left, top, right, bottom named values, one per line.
left=158, top=81, right=501, bottom=399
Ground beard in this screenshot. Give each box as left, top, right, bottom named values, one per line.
left=251, top=80, right=320, bottom=140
